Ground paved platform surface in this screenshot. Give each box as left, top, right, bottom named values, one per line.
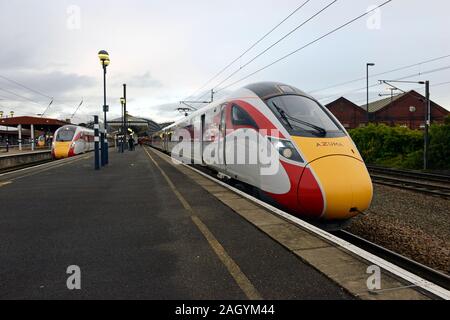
left=0, top=147, right=352, bottom=299
left=0, top=148, right=50, bottom=158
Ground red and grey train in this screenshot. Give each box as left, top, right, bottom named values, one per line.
left=150, top=82, right=373, bottom=227
left=52, top=125, right=95, bottom=159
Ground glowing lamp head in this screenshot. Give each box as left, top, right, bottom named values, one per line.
left=98, top=50, right=110, bottom=66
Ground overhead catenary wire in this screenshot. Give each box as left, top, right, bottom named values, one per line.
left=184, top=0, right=312, bottom=101
left=0, top=74, right=78, bottom=115
left=318, top=64, right=450, bottom=103
left=0, top=93, right=16, bottom=101
left=0, top=85, right=83, bottom=120
left=70, top=99, right=84, bottom=119
left=212, top=0, right=339, bottom=92
left=215, top=0, right=394, bottom=93
left=40, top=99, right=54, bottom=117
left=349, top=79, right=450, bottom=105
left=193, top=0, right=338, bottom=102
left=430, top=80, right=450, bottom=87
left=308, top=53, right=450, bottom=94
left=0, top=74, right=53, bottom=100
left=0, top=86, right=59, bottom=117
left=0, top=86, right=47, bottom=106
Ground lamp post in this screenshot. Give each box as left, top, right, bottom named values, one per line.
left=424, top=80, right=430, bottom=170
left=98, top=50, right=110, bottom=166
left=0, top=111, right=4, bottom=152
left=366, top=63, right=375, bottom=125
left=123, top=84, right=127, bottom=150
left=1, top=111, right=14, bottom=152
left=5, top=112, right=8, bottom=152
left=125, top=111, right=130, bottom=150
left=10, top=112, right=14, bottom=149
left=120, top=97, right=125, bottom=153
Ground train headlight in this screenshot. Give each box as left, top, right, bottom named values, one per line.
left=268, top=137, right=303, bottom=162
left=282, top=148, right=293, bottom=159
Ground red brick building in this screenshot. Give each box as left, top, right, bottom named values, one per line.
left=366, top=90, right=449, bottom=129
left=325, top=90, right=449, bottom=130
left=324, top=97, right=367, bottom=129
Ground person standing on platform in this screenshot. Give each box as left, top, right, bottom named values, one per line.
left=128, top=136, right=134, bottom=151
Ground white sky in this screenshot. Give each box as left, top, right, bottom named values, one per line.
left=0, top=0, right=449, bottom=124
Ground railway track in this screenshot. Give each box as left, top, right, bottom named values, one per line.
left=367, top=165, right=450, bottom=183
left=334, top=230, right=450, bottom=292
left=148, top=146, right=449, bottom=298
left=0, top=159, right=54, bottom=175
left=190, top=161, right=450, bottom=293
left=367, top=165, right=450, bottom=199
left=206, top=166, right=450, bottom=296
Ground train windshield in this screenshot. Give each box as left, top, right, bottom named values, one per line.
left=266, top=95, right=345, bottom=137
left=56, top=127, right=76, bottom=141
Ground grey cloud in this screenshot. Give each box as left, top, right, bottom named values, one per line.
left=116, top=72, right=163, bottom=89
left=0, top=70, right=98, bottom=122
left=0, top=70, right=96, bottom=103
left=0, top=48, right=36, bottom=71
left=149, top=102, right=180, bottom=116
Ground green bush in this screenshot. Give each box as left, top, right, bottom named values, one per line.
left=349, top=117, right=450, bottom=170
left=428, top=121, right=450, bottom=170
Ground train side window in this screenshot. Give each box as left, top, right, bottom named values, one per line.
left=231, top=105, right=258, bottom=128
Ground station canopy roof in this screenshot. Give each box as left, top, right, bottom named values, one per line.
left=109, top=115, right=161, bottom=133
left=0, top=116, right=69, bottom=132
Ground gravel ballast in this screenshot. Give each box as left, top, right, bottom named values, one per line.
left=346, top=184, right=450, bottom=275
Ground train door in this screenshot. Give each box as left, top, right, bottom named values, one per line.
left=226, top=103, right=260, bottom=186
left=167, top=131, right=173, bottom=153
left=190, top=119, right=195, bottom=162
left=165, top=130, right=170, bottom=152
left=218, top=104, right=227, bottom=170
left=163, top=132, right=167, bottom=151
left=200, top=114, right=206, bottom=164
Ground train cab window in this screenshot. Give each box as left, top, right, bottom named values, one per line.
left=56, top=126, right=76, bottom=141
left=231, top=105, right=258, bottom=128
left=266, top=95, right=345, bottom=138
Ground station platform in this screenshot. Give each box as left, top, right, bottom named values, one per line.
left=0, top=149, right=52, bottom=173
left=0, top=148, right=50, bottom=158
left=0, top=147, right=355, bottom=299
